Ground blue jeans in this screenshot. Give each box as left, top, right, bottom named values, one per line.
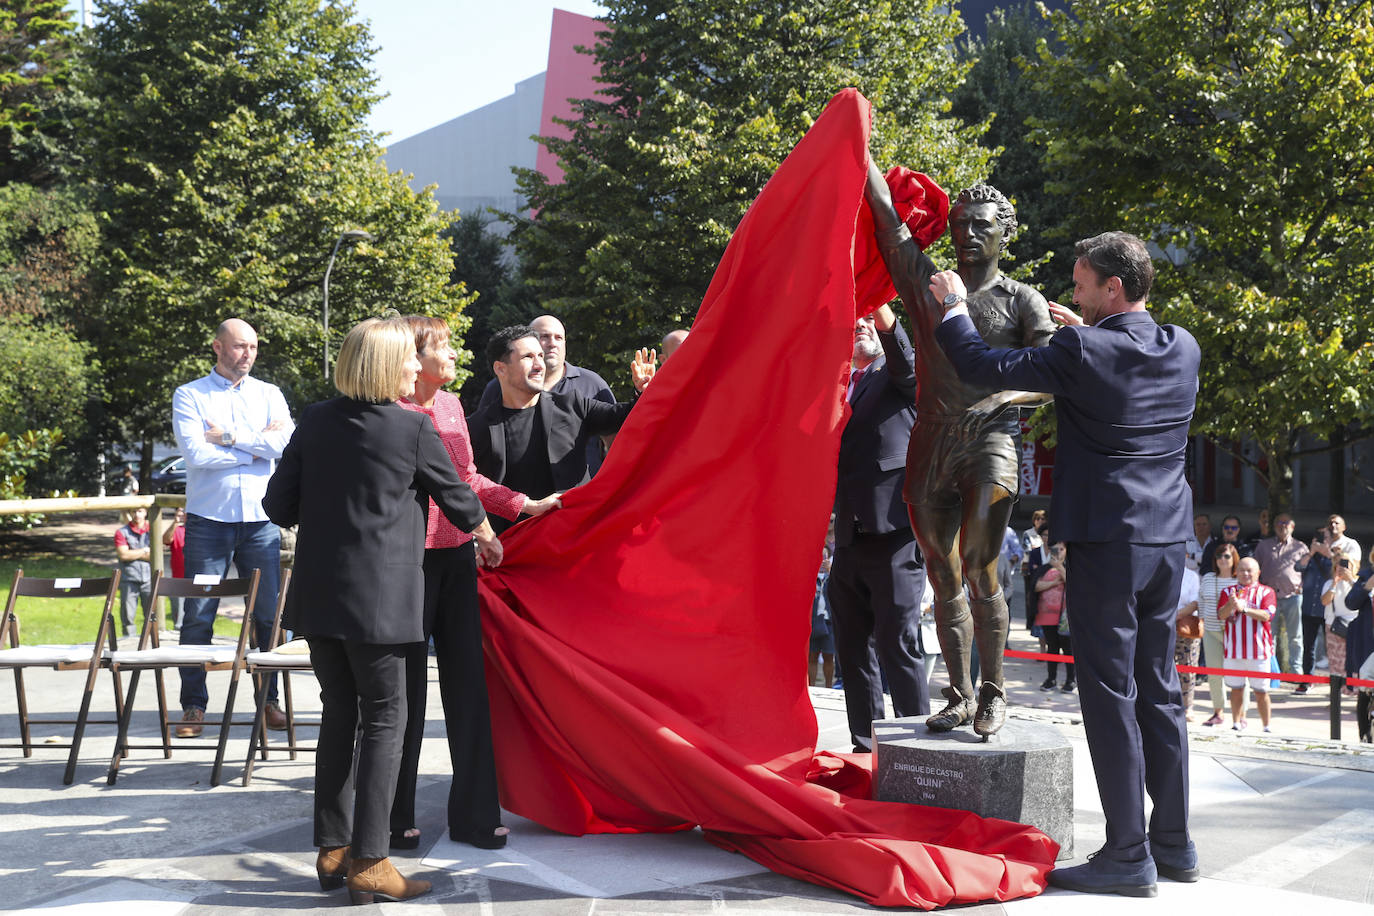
left=1274, top=594, right=1303, bottom=674
left=178, top=515, right=281, bottom=711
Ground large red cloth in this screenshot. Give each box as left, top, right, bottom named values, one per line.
left=477, top=88, right=1056, bottom=909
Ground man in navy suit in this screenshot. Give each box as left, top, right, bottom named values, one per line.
left=931, top=232, right=1201, bottom=898
left=828, top=302, right=929, bottom=752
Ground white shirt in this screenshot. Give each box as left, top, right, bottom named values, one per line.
left=171, top=370, right=294, bottom=523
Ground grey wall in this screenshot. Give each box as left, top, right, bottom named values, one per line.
left=382, top=72, right=546, bottom=224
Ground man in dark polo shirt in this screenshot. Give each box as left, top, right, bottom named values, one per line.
left=469, top=326, right=654, bottom=532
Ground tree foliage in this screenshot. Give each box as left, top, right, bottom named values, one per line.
left=0, top=183, right=97, bottom=318
left=1032, top=0, right=1374, bottom=512
left=506, top=0, right=992, bottom=391
left=949, top=2, right=1077, bottom=295
left=80, top=0, right=473, bottom=453
left=0, top=0, right=83, bottom=187
left=445, top=216, right=536, bottom=408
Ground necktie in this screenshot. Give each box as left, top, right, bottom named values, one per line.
left=848, top=367, right=866, bottom=402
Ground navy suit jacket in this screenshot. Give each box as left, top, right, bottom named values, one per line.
left=833, top=322, right=918, bottom=548
left=936, top=310, right=1200, bottom=545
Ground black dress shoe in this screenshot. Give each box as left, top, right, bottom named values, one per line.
left=389, top=829, right=420, bottom=850
left=452, top=826, right=509, bottom=849
left=1049, top=851, right=1157, bottom=897
left=1151, top=839, right=1199, bottom=882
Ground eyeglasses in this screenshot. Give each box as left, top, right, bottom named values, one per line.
left=1222, top=525, right=1240, bottom=531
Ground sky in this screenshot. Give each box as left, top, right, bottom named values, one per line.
left=66, top=1, right=607, bottom=144
left=352, top=0, right=608, bottom=143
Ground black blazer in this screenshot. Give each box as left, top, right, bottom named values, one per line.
left=833, top=322, right=918, bottom=548
left=261, top=397, right=487, bottom=645
left=468, top=390, right=634, bottom=495
left=936, top=310, right=1200, bottom=544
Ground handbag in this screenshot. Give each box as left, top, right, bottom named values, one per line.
left=1176, top=614, right=1203, bottom=641
left=1331, top=616, right=1350, bottom=639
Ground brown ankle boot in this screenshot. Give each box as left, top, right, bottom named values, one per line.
left=316, top=845, right=351, bottom=891
left=346, top=856, right=430, bottom=905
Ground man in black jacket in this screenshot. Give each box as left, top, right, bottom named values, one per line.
left=827, top=303, right=929, bottom=752
left=470, top=326, right=652, bottom=531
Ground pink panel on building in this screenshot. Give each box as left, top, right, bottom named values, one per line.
left=535, top=9, right=605, bottom=186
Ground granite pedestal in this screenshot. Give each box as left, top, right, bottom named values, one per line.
left=872, top=716, right=1073, bottom=858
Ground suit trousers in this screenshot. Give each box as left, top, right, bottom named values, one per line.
left=828, top=528, right=929, bottom=751
left=309, top=638, right=407, bottom=859
left=1065, top=540, right=1189, bottom=863
left=392, top=543, right=502, bottom=837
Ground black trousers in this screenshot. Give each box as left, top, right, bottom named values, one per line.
left=1301, top=615, right=1325, bottom=675
left=828, top=528, right=929, bottom=751
left=391, top=543, right=502, bottom=837
left=309, top=638, right=407, bottom=859
left=1065, top=540, right=1189, bottom=863
left=1043, top=627, right=1074, bottom=683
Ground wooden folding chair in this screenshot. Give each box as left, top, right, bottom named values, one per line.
left=105, top=569, right=260, bottom=786
left=0, top=569, right=126, bottom=784
left=240, top=568, right=319, bottom=785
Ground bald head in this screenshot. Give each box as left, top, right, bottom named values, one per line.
left=530, top=314, right=566, bottom=382
left=212, top=318, right=259, bottom=383
left=660, top=329, right=689, bottom=360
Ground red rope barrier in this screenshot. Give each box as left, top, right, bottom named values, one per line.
left=1002, top=648, right=1374, bottom=690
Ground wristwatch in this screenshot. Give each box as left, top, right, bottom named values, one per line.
left=219, top=431, right=234, bottom=447
left=943, top=293, right=966, bottom=308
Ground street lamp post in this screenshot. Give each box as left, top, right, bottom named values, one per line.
left=322, top=229, right=375, bottom=379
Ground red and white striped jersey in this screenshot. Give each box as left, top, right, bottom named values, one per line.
left=1220, top=582, right=1276, bottom=660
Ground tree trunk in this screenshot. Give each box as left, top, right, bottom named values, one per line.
left=1267, top=449, right=1294, bottom=517
left=139, top=437, right=154, bottom=495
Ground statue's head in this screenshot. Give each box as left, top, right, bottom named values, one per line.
left=950, top=185, right=1017, bottom=263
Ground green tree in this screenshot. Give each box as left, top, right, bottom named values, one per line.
left=1032, top=0, right=1374, bottom=513
left=506, top=0, right=991, bottom=391
left=949, top=2, right=1077, bottom=296
left=79, top=0, right=473, bottom=466
left=445, top=215, right=537, bottom=408
left=0, top=0, right=83, bottom=187
left=0, top=313, right=99, bottom=495
left=0, top=183, right=98, bottom=319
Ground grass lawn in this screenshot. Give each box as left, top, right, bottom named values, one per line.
left=1, top=558, right=242, bottom=645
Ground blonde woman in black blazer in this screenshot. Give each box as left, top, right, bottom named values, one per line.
left=263, top=317, right=501, bottom=905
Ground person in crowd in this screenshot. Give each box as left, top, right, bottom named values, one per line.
left=809, top=546, right=836, bottom=688
left=1253, top=513, right=1310, bottom=677
left=1345, top=545, right=1374, bottom=699
left=1200, top=514, right=1248, bottom=573
left=1033, top=538, right=1073, bottom=692
left=469, top=326, right=654, bottom=531
left=1021, top=508, right=1048, bottom=627
left=1243, top=508, right=1272, bottom=555
left=998, top=525, right=1024, bottom=611
left=161, top=506, right=187, bottom=629
left=1326, top=550, right=1362, bottom=692
left=388, top=316, right=563, bottom=853
left=660, top=329, right=689, bottom=360
left=262, top=317, right=503, bottom=905
left=1219, top=557, right=1277, bottom=732
left=117, top=464, right=139, bottom=496
left=931, top=230, right=1199, bottom=896
left=1173, top=562, right=1201, bottom=721
left=828, top=303, right=929, bottom=752
left=475, top=314, right=618, bottom=474
left=114, top=506, right=154, bottom=638
left=1185, top=513, right=1211, bottom=572
left=1198, top=544, right=1241, bottom=726
left=1297, top=524, right=1333, bottom=693
left=1312, top=514, right=1362, bottom=569
left=171, top=318, right=293, bottom=736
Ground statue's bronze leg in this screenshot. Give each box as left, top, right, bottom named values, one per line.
left=958, top=483, right=1015, bottom=688
left=907, top=502, right=969, bottom=693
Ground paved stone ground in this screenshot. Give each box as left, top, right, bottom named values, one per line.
left=4, top=645, right=1374, bottom=914
left=5, top=517, right=1374, bottom=912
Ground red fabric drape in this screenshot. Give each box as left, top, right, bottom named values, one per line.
left=477, top=88, right=1056, bottom=909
